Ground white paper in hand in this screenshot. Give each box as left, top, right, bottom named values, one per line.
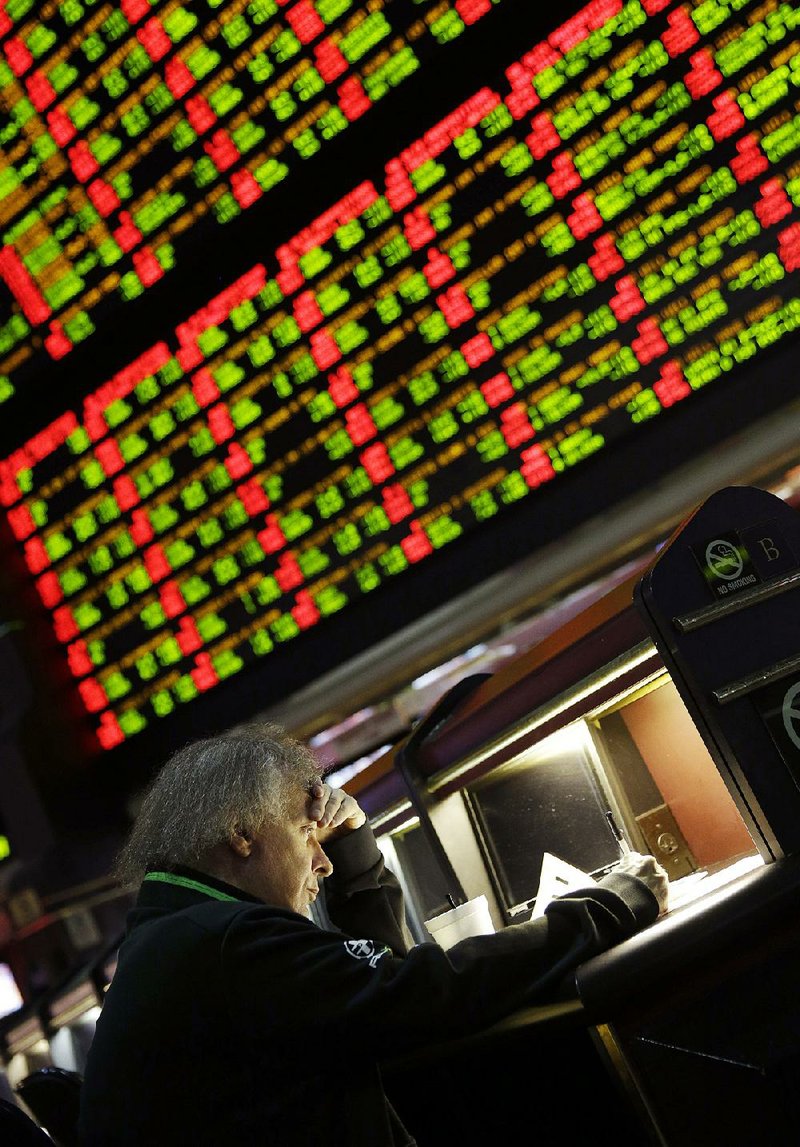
left=530, top=852, right=596, bottom=919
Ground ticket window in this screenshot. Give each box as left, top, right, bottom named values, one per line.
left=464, top=723, right=625, bottom=919
left=590, top=673, right=758, bottom=876
left=463, top=672, right=760, bottom=921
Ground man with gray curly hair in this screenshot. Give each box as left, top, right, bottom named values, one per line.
left=112, top=724, right=324, bottom=890
left=79, top=722, right=665, bottom=1146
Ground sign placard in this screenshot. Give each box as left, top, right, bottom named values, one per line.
left=693, top=534, right=759, bottom=599
left=738, top=522, right=798, bottom=582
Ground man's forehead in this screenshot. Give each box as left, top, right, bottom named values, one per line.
left=288, top=784, right=316, bottom=820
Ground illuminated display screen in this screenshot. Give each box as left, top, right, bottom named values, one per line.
left=0, top=0, right=798, bottom=756
left=0, top=0, right=504, bottom=397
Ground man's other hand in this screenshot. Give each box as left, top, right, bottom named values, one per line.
left=615, top=851, right=670, bottom=915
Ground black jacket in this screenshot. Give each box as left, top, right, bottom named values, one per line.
left=78, top=824, right=657, bottom=1145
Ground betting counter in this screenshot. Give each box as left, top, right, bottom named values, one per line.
left=349, top=484, right=800, bottom=1145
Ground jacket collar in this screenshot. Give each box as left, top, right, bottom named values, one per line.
left=138, top=865, right=263, bottom=907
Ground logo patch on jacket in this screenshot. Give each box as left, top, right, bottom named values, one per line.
left=343, top=939, right=388, bottom=968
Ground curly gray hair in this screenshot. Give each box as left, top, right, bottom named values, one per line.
left=115, top=724, right=322, bottom=885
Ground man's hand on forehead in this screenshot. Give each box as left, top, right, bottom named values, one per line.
left=308, top=781, right=367, bottom=842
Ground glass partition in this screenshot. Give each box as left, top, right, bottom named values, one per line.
left=465, top=722, right=622, bottom=916
left=462, top=673, right=760, bottom=920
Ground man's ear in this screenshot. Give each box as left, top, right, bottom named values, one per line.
left=228, top=829, right=252, bottom=859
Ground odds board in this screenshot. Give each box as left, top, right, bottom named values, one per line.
left=0, top=0, right=797, bottom=756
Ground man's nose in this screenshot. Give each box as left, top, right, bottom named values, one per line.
left=313, top=843, right=333, bottom=876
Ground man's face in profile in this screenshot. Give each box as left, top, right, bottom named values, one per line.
left=245, top=787, right=333, bottom=916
